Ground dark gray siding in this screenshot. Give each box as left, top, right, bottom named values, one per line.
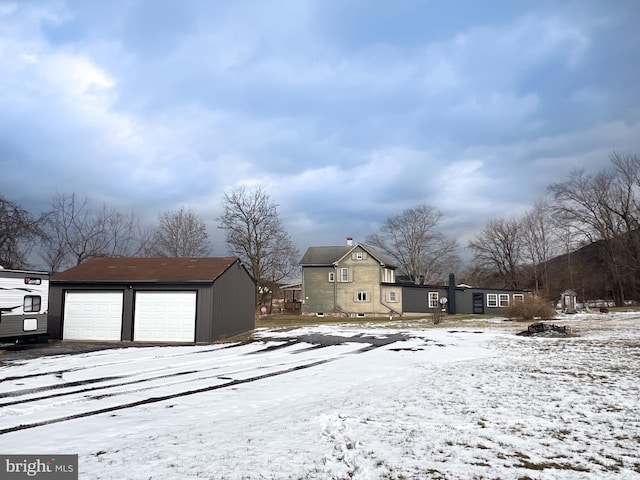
left=401, top=285, right=529, bottom=315
left=212, top=262, right=255, bottom=340
left=47, top=283, right=63, bottom=339
left=198, top=261, right=255, bottom=342
left=455, top=289, right=475, bottom=314
left=455, top=288, right=526, bottom=315
left=401, top=285, right=448, bottom=313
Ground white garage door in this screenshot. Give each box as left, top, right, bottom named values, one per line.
left=63, top=291, right=123, bottom=340
left=134, top=291, right=197, bottom=342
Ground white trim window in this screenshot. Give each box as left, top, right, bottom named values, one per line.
left=355, top=291, right=368, bottom=302
left=383, top=268, right=395, bottom=283
left=487, top=294, right=498, bottom=308
left=499, top=294, right=510, bottom=307
left=355, top=251, right=364, bottom=260
left=428, top=292, right=439, bottom=309
left=341, top=268, right=349, bottom=282
left=513, top=293, right=524, bottom=303
left=328, top=272, right=335, bottom=282
left=388, top=291, right=398, bottom=302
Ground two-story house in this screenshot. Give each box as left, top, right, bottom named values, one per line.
left=300, top=239, right=402, bottom=317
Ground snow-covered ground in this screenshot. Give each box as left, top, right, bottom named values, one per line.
left=1, top=313, right=639, bottom=479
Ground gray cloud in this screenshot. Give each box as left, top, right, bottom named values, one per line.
left=1, top=0, right=639, bottom=260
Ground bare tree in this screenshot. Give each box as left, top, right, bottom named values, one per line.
left=468, top=217, right=523, bottom=289
left=145, top=206, right=211, bottom=257
left=520, top=200, right=559, bottom=296
left=548, top=160, right=635, bottom=305
left=40, top=192, right=144, bottom=270
left=606, top=152, right=640, bottom=299
left=549, top=221, right=582, bottom=293
left=366, top=204, right=460, bottom=284
left=218, top=186, right=299, bottom=306
left=0, top=196, right=45, bottom=269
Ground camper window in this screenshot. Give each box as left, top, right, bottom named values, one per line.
left=24, top=296, right=41, bottom=313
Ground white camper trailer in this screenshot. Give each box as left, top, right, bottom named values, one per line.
left=0, top=268, right=49, bottom=342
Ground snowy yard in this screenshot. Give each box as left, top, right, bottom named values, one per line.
left=1, top=313, right=639, bottom=479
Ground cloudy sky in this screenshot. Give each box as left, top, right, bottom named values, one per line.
left=1, top=0, right=639, bottom=257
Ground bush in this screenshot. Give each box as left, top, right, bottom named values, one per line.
left=503, top=295, right=556, bottom=320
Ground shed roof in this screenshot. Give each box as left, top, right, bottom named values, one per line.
left=51, top=257, right=243, bottom=283
left=560, top=289, right=578, bottom=296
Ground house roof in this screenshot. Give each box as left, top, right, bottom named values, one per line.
left=300, top=244, right=397, bottom=268
left=51, top=257, right=243, bottom=283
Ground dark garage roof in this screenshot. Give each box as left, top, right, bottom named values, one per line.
left=51, top=257, right=243, bottom=283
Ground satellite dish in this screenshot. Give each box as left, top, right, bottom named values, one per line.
left=440, top=297, right=448, bottom=304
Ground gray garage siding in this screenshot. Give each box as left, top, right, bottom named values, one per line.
left=197, top=261, right=256, bottom=341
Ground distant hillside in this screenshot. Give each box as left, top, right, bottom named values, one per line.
left=543, top=233, right=639, bottom=304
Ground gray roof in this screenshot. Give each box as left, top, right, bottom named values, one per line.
left=300, top=244, right=397, bottom=268
left=300, top=246, right=352, bottom=266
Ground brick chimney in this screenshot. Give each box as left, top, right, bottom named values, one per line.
left=347, top=237, right=353, bottom=246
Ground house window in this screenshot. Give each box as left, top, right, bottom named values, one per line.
left=355, top=291, right=368, bottom=302
left=499, top=294, right=509, bottom=307
left=428, top=292, right=439, bottom=309
left=487, top=294, right=498, bottom=307
left=24, top=296, right=41, bottom=313
left=388, top=291, right=397, bottom=302
left=383, top=268, right=394, bottom=283
left=355, top=251, right=363, bottom=260
left=341, top=268, right=349, bottom=282
left=328, top=272, right=335, bottom=282
left=513, top=294, right=524, bottom=303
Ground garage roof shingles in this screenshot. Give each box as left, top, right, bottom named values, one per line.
left=51, top=257, right=241, bottom=283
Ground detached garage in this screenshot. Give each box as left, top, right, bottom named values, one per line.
left=48, top=257, right=255, bottom=343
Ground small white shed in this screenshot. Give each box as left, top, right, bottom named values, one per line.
left=559, top=289, right=578, bottom=313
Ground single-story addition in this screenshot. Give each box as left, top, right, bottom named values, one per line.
left=48, top=257, right=255, bottom=343
left=401, top=274, right=530, bottom=315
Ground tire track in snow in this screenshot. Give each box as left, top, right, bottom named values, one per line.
left=0, top=375, right=126, bottom=399
left=0, top=370, right=199, bottom=407
left=0, top=343, right=335, bottom=407
left=0, top=341, right=253, bottom=382
left=0, top=357, right=336, bottom=435
left=0, top=334, right=406, bottom=435
left=0, top=351, right=333, bottom=408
